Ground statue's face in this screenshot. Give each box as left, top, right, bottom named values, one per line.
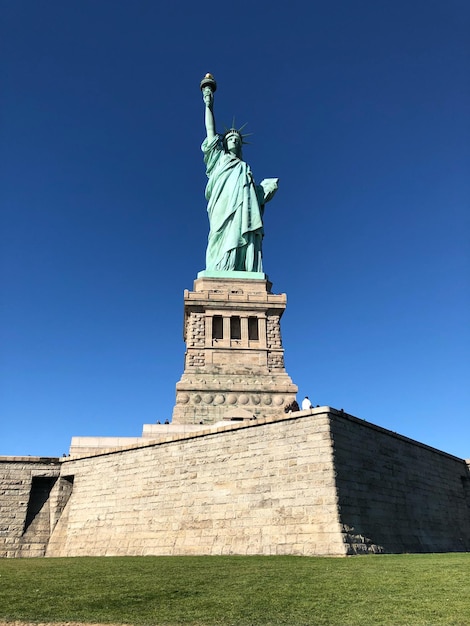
left=225, top=133, right=242, bottom=156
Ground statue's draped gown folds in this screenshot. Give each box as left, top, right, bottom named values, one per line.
left=199, top=73, right=278, bottom=273
left=202, top=134, right=277, bottom=272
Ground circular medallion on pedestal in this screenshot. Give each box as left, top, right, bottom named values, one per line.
left=177, top=393, right=190, bottom=404
left=251, top=395, right=261, bottom=405
left=239, top=394, right=249, bottom=405
left=214, top=394, right=225, bottom=405
left=193, top=394, right=202, bottom=404
left=227, top=393, right=237, bottom=405
left=273, top=396, right=284, bottom=406
left=262, top=395, right=272, bottom=405
left=203, top=394, right=214, bottom=404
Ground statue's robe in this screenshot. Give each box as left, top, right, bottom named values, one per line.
left=202, top=134, right=265, bottom=272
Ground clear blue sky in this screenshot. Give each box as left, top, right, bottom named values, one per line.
left=1, top=1, right=469, bottom=459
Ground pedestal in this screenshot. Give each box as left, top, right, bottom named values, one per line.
left=172, top=275, right=298, bottom=424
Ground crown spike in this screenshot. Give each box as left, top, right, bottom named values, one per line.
left=222, top=120, right=253, bottom=146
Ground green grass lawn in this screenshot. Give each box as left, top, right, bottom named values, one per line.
left=0, top=554, right=468, bottom=626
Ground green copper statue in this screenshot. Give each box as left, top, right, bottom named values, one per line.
left=200, top=74, right=278, bottom=273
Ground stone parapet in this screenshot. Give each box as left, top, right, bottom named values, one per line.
left=69, top=437, right=144, bottom=457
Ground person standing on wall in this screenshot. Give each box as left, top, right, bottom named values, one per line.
left=302, top=396, right=313, bottom=410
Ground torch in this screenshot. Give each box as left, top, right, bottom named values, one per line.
left=200, top=73, right=217, bottom=107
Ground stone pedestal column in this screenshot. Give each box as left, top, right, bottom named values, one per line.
left=172, top=275, right=298, bottom=424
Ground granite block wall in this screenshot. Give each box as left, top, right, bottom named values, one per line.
left=330, top=411, right=470, bottom=553
left=0, top=457, right=61, bottom=557
left=1, top=410, right=469, bottom=558
left=47, top=412, right=346, bottom=557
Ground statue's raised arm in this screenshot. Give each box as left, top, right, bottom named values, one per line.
left=199, top=73, right=278, bottom=275
left=200, top=74, right=216, bottom=141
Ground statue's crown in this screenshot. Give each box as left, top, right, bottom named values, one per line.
left=222, top=122, right=251, bottom=145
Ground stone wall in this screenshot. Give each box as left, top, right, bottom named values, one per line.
left=47, top=410, right=346, bottom=557
left=2, top=409, right=469, bottom=558
left=330, top=411, right=470, bottom=554
left=0, top=457, right=61, bottom=557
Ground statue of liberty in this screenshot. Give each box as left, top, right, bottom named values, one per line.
left=200, top=74, right=278, bottom=273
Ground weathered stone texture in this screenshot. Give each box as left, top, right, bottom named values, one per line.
left=0, top=457, right=60, bottom=557
left=266, top=315, right=282, bottom=349
left=2, top=410, right=469, bottom=558
left=172, top=277, right=298, bottom=424
left=330, top=412, right=470, bottom=554
left=47, top=411, right=345, bottom=557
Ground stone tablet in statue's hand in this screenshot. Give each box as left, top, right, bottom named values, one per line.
left=259, top=178, right=279, bottom=204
